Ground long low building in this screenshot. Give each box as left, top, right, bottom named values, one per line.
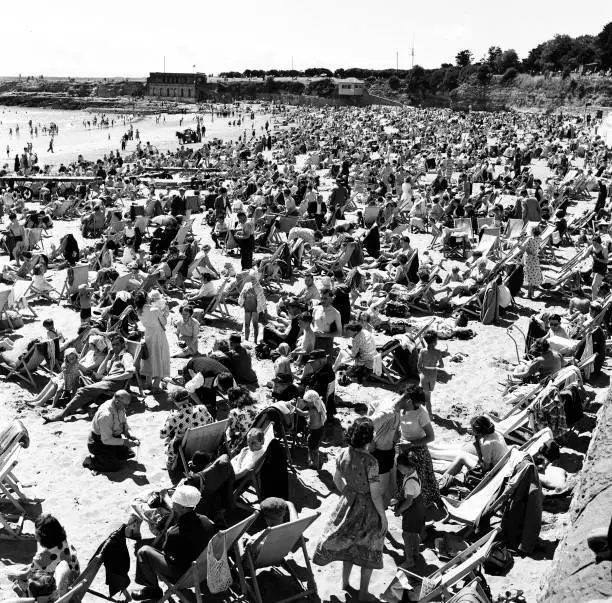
left=146, top=72, right=207, bottom=103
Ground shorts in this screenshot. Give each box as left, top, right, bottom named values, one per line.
left=372, top=447, right=395, bottom=474
left=420, top=374, right=436, bottom=392
left=307, top=427, right=324, bottom=451
left=401, top=495, right=426, bottom=532
left=80, top=307, right=92, bottom=320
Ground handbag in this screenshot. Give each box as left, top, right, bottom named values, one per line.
left=206, top=532, right=233, bottom=594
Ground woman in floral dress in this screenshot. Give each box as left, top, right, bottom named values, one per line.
left=313, top=417, right=387, bottom=602
left=523, top=226, right=543, bottom=299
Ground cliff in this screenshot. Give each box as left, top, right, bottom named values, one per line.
left=539, top=386, right=612, bottom=602
left=448, top=73, right=612, bottom=112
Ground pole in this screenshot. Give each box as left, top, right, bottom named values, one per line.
left=163, top=56, right=166, bottom=73
left=396, top=51, right=399, bottom=72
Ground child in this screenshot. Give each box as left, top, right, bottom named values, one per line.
left=417, top=329, right=444, bottom=417
left=238, top=271, right=265, bottom=342
left=294, top=390, right=326, bottom=469
left=274, top=343, right=293, bottom=379
left=30, top=348, right=81, bottom=408
left=30, top=264, right=56, bottom=301
left=211, top=213, right=229, bottom=248
left=77, top=284, right=92, bottom=324
left=231, top=428, right=266, bottom=480
left=392, top=451, right=426, bottom=569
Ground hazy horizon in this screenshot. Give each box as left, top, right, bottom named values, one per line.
left=4, top=0, right=611, bottom=78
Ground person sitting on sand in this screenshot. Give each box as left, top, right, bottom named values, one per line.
left=44, top=334, right=134, bottom=422
left=29, top=348, right=81, bottom=409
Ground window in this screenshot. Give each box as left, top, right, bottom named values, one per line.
left=188, top=89, right=191, bottom=97
left=166, top=88, right=169, bottom=96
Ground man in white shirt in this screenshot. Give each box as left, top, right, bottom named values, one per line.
left=312, top=288, right=342, bottom=361
left=85, top=390, right=139, bottom=471
left=45, top=335, right=135, bottom=422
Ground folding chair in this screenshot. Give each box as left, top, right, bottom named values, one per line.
left=278, top=215, right=299, bottom=235
left=363, top=205, right=380, bottom=227
left=233, top=424, right=275, bottom=508
left=0, top=339, right=56, bottom=388
left=398, top=529, right=499, bottom=602
left=54, top=525, right=131, bottom=603
left=178, top=419, right=230, bottom=474
left=453, top=218, right=474, bottom=242
left=203, top=278, right=230, bottom=319
left=0, top=440, right=32, bottom=539
left=100, top=273, right=139, bottom=306
left=504, top=218, right=524, bottom=241
left=476, top=217, right=494, bottom=232
left=240, top=512, right=320, bottom=603
left=123, top=339, right=144, bottom=396
left=158, top=512, right=259, bottom=603
left=59, top=264, right=90, bottom=302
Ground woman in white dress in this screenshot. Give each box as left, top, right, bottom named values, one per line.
left=134, top=290, right=170, bottom=391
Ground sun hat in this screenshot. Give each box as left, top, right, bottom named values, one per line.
left=171, top=485, right=201, bottom=508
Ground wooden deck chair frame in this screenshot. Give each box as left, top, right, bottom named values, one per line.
left=158, top=511, right=259, bottom=603
left=241, top=512, right=320, bottom=603
left=204, top=278, right=230, bottom=319
left=0, top=441, right=31, bottom=540
left=399, top=529, right=499, bottom=602
left=314, top=242, right=356, bottom=274
left=406, top=267, right=442, bottom=314
left=178, top=419, right=230, bottom=474
left=59, top=264, right=90, bottom=302
left=473, top=232, right=499, bottom=260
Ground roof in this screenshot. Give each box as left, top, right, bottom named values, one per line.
left=332, top=77, right=365, bottom=84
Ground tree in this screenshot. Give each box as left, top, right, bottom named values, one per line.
left=597, top=22, right=612, bottom=69
left=456, top=49, right=473, bottom=68
left=476, top=64, right=492, bottom=86
left=388, top=75, right=401, bottom=90
left=487, top=46, right=502, bottom=67
left=405, top=65, right=427, bottom=93
left=501, top=67, right=518, bottom=83
left=496, top=49, right=520, bottom=73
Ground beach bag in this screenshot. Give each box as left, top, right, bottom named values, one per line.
left=483, top=542, right=514, bottom=576
left=206, top=532, right=233, bottom=594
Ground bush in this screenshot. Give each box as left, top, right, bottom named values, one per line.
left=388, top=75, right=401, bottom=90
left=476, top=64, right=492, bottom=86
left=501, top=67, right=518, bottom=83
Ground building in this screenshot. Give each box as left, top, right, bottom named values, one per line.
left=146, top=72, right=207, bottom=103
left=334, top=77, right=365, bottom=96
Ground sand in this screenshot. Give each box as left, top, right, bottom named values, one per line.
left=0, top=112, right=608, bottom=603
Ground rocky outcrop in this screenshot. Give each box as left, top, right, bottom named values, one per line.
left=539, top=387, right=612, bottom=602
left=450, top=73, right=612, bottom=113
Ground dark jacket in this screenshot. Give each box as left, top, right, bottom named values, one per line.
left=162, top=511, right=216, bottom=572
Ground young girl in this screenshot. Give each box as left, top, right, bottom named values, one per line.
left=294, top=390, right=327, bottom=469
left=30, top=348, right=81, bottom=408
left=417, top=329, right=444, bottom=417
left=231, top=428, right=266, bottom=480
left=393, top=451, right=426, bottom=569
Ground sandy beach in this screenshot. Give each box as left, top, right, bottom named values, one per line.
left=0, top=106, right=609, bottom=603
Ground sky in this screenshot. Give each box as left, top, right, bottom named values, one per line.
left=4, top=0, right=611, bottom=78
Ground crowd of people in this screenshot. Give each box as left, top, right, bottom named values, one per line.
left=0, top=100, right=611, bottom=603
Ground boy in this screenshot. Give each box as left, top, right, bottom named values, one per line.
left=392, top=451, right=426, bottom=569
left=417, top=329, right=444, bottom=417
left=77, top=284, right=93, bottom=324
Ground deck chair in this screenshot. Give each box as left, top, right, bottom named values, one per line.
left=473, top=232, right=499, bottom=259
left=178, top=419, right=230, bottom=474
left=453, top=218, right=474, bottom=241
left=406, top=267, right=442, bottom=313
left=158, top=512, right=259, bottom=603
left=278, top=215, right=299, bottom=234
left=314, top=242, right=356, bottom=273
left=26, top=228, right=44, bottom=251
left=504, top=218, right=524, bottom=241
left=59, top=264, right=90, bottom=301
left=203, top=278, right=230, bottom=319
left=363, top=205, right=380, bottom=227
left=54, top=525, right=131, bottom=603
left=0, top=441, right=32, bottom=539
left=0, top=339, right=56, bottom=388
left=542, top=247, right=590, bottom=292
left=398, top=529, right=499, bottom=603
left=123, top=339, right=144, bottom=396
left=139, top=272, right=160, bottom=294
left=241, top=512, right=320, bottom=603
left=476, top=217, right=494, bottom=232
left=0, top=283, right=37, bottom=325
left=233, top=424, right=275, bottom=508
left=100, top=273, right=139, bottom=306
left=439, top=429, right=552, bottom=529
